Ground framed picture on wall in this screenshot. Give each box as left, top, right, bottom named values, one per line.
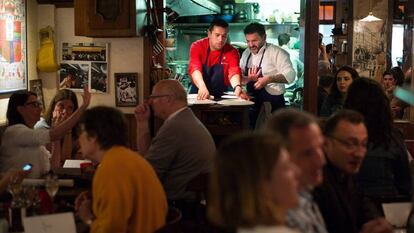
left=0, top=0, right=27, bottom=94
left=114, top=73, right=138, bottom=107
left=59, top=63, right=89, bottom=91
left=29, top=79, right=45, bottom=110
left=60, top=42, right=109, bottom=93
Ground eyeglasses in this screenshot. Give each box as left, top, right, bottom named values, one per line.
left=24, top=101, right=42, bottom=108
left=145, top=94, right=172, bottom=100
left=328, top=135, right=367, bottom=151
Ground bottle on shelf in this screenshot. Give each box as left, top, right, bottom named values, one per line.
left=341, top=40, right=348, bottom=54
left=341, top=19, right=348, bottom=35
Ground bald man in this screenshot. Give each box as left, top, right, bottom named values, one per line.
left=135, top=80, right=215, bottom=204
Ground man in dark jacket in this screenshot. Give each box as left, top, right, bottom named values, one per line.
left=313, top=109, right=393, bottom=233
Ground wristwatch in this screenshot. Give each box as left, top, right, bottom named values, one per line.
left=233, top=84, right=242, bottom=91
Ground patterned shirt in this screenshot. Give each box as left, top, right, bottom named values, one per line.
left=287, top=190, right=328, bottom=233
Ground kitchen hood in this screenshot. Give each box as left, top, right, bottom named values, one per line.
left=166, top=0, right=221, bottom=17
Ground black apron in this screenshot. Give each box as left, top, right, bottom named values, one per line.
left=244, top=47, right=285, bottom=128
left=244, top=48, right=266, bottom=95
left=189, top=47, right=226, bottom=98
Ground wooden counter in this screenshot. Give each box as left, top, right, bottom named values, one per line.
left=189, top=103, right=251, bottom=143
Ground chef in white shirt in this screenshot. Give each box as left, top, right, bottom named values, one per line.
left=240, top=22, right=296, bottom=128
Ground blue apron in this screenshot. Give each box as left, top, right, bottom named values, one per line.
left=244, top=48, right=285, bottom=128
left=189, top=47, right=226, bottom=98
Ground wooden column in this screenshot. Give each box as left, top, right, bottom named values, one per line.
left=303, top=0, right=319, bottom=113
left=405, top=0, right=414, bottom=121
left=403, top=0, right=413, bottom=73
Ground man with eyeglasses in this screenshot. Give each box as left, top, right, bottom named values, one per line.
left=313, top=109, right=393, bottom=233
left=135, top=80, right=215, bottom=218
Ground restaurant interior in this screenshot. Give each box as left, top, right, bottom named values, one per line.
left=0, top=0, right=414, bottom=232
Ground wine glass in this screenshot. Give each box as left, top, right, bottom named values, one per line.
left=45, top=174, right=59, bottom=202
left=23, top=185, right=37, bottom=207
left=8, top=175, right=23, bottom=207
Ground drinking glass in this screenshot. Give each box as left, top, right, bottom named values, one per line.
left=23, top=185, right=37, bottom=208
left=8, top=176, right=23, bottom=207
left=45, top=174, right=59, bottom=202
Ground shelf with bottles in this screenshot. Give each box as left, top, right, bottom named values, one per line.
left=332, top=35, right=348, bottom=55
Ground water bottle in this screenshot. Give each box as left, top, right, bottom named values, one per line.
left=341, top=19, right=348, bottom=35
left=8, top=207, right=24, bottom=232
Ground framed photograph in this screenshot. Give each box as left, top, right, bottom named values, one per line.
left=0, top=0, right=27, bottom=94
left=91, top=62, right=107, bottom=93
left=60, top=43, right=109, bottom=93
left=59, top=63, right=89, bottom=91
left=29, top=79, right=45, bottom=110
left=115, top=73, right=138, bottom=107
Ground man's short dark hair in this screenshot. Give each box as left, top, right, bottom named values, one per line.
left=80, top=106, right=128, bottom=150
left=243, top=23, right=265, bottom=37
left=209, top=19, right=229, bottom=32
left=265, top=108, right=317, bottom=141
left=278, top=33, right=290, bottom=46
left=323, top=109, right=365, bottom=136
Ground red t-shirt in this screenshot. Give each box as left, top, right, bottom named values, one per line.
left=188, top=37, right=241, bottom=86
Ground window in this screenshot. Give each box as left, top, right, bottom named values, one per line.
left=319, top=2, right=335, bottom=24
left=393, top=1, right=405, bottom=22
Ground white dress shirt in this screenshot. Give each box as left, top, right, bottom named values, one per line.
left=240, top=43, right=296, bottom=95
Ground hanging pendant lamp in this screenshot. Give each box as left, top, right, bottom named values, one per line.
left=360, top=0, right=382, bottom=22
left=360, top=12, right=382, bottom=22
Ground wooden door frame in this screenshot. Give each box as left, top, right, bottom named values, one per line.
left=303, top=0, right=319, bottom=113
left=144, top=0, right=321, bottom=114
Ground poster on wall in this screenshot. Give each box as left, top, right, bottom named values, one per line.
left=59, top=43, right=109, bottom=93
left=0, top=0, right=27, bottom=94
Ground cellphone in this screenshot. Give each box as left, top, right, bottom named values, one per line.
left=22, top=163, right=32, bottom=171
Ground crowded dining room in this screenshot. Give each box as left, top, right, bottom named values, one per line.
left=0, top=0, right=414, bottom=232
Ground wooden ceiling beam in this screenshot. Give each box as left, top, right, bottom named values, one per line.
left=36, top=0, right=74, bottom=8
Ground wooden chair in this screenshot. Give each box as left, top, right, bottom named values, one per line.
left=154, top=207, right=182, bottom=233
left=406, top=139, right=414, bottom=157
left=178, top=173, right=211, bottom=233
left=186, top=173, right=209, bottom=203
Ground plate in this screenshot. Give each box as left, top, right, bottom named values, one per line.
left=221, top=94, right=238, bottom=99
left=217, top=99, right=254, bottom=106
left=188, top=99, right=216, bottom=105
left=187, top=94, right=214, bottom=100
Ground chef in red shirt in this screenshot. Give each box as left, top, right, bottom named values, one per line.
left=188, top=19, right=249, bottom=100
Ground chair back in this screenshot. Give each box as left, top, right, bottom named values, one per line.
left=154, top=207, right=182, bottom=233
left=406, top=139, right=414, bottom=157
left=186, top=173, right=209, bottom=202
